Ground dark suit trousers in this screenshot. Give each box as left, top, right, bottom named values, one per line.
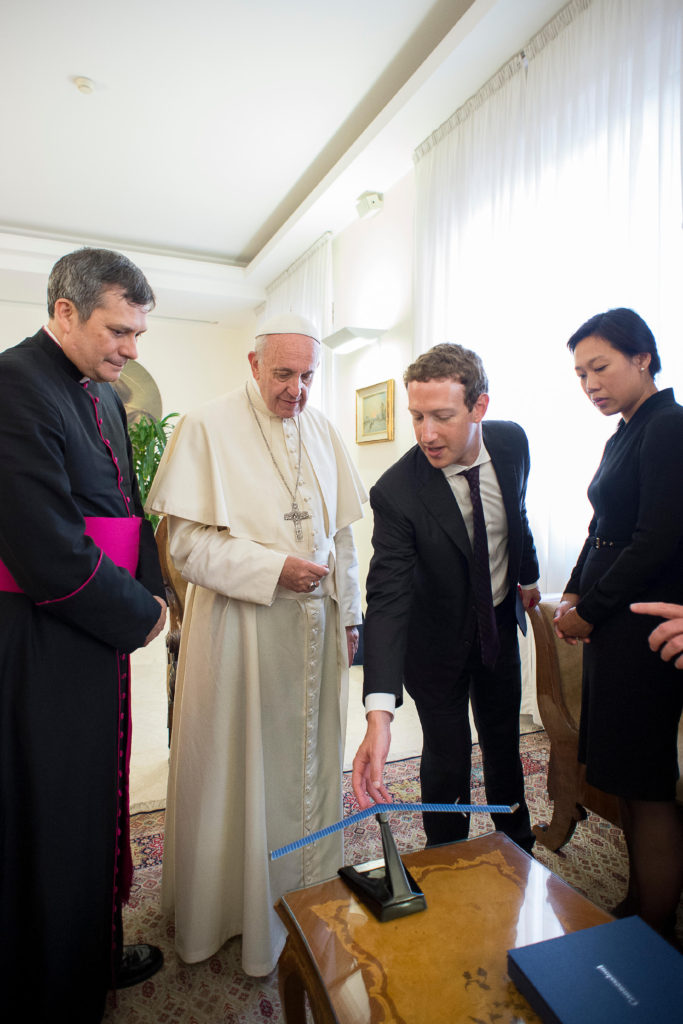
left=412, top=595, right=534, bottom=852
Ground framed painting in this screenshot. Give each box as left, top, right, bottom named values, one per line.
left=356, top=379, right=394, bottom=444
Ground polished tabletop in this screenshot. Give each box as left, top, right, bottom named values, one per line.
left=277, top=832, right=612, bottom=1024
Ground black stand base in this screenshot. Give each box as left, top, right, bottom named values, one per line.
left=338, top=812, right=427, bottom=922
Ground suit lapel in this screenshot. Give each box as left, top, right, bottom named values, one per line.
left=411, top=425, right=522, bottom=563
left=414, top=455, right=473, bottom=561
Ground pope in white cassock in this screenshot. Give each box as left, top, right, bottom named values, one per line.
left=146, top=314, right=367, bottom=976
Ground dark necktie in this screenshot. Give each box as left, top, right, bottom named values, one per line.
left=461, top=465, right=500, bottom=669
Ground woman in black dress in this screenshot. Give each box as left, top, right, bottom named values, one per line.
left=554, top=308, right=683, bottom=941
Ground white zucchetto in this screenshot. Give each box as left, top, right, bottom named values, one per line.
left=256, top=313, right=320, bottom=343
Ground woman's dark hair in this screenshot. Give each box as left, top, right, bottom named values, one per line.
left=567, top=308, right=661, bottom=377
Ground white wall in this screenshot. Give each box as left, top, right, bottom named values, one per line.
left=0, top=173, right=419, bottom=600
left=139, top=315, right=256, bottom=417
left=0, top=301, right=47, bottom=350
left=0, top=299, right=256, bottom=418
left=328, top=171, right=417, bottom=603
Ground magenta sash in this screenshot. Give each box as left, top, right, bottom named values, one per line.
left=0, top=516, right=141, bottom=593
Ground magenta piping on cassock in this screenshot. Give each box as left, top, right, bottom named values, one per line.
left=35, top=550, right=103, bottom=604
left=0, top=516, right=142, bottom=595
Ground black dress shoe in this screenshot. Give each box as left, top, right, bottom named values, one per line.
left=117, top=944, right=164, bottom=989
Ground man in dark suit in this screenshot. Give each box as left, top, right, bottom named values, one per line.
left=352, top=343, right=540, bottom=851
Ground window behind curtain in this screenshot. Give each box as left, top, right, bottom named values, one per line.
left=414, top=0, right=683, bottom=592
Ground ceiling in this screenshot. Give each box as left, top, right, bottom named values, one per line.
left=0, top=0, right=568, bottom=326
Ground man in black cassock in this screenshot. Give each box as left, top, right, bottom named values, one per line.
left=0, top=248, right=168, bottom=1022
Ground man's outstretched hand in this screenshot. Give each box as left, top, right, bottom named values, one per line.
left=351, top=710, right=393, bottom=809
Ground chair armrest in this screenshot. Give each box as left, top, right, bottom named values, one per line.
left=529, top=600, right=582, bottom=738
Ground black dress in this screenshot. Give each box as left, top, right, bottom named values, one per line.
left=565, top=388, right=683, bottom=800
left=0, top=330, right=164, bottom=1022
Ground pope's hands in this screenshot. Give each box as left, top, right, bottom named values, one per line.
left=352, top=710, right=393, bottom=810
left=278, top=556, right=329, bottom=594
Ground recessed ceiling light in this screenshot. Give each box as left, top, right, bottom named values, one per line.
left=74, top=77, right=95, bottom=95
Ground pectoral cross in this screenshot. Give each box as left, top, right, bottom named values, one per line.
left=284, top=501, right=311, bottom=542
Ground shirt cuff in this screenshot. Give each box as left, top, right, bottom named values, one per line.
left=520, top=581, right=540, bottom=591
left=364, top=692, right=396, bottom=717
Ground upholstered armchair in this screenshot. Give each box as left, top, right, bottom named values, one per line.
left=530, top=597, right=683, bottom=851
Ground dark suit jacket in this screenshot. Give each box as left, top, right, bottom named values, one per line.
left=362, top=420, right=539, bottom=707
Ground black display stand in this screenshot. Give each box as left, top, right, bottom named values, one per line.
left=338, top=812, right=427, bottom=922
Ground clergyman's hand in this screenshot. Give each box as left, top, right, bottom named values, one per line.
left=278, top=556, right=329, bottom=594
left=352, top=710, right=393, bottom=810
left=144, top=596, right=167, bottom=647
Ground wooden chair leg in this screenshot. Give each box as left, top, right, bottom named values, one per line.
left=534, top=807, right=586, bottom=851
left=533, top=742, right=587, bottom=851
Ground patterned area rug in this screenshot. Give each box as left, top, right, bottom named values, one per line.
left=103, top=732, right=681, bottom=1022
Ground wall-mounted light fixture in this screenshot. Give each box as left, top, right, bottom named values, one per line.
left=322, top=326, right=385, bottom=356
left=355, top=191, right=384, bottom=219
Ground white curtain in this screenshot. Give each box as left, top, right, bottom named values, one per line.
left=414, top=0, right=683, bottom=593
left=262, top=232, right=333, bottom=411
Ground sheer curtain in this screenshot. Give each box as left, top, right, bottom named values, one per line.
left=414, top=0, right=683, bottom=593
left=262, top=232, right=333, bottom=410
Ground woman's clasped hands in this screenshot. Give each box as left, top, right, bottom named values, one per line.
left=553, top=594, right=593, bottom=644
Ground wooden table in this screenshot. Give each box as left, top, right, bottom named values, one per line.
left=276, top=832, right=612, bottom=1024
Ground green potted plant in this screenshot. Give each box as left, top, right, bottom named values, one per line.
left=128, top=412, right=179, bottom=530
